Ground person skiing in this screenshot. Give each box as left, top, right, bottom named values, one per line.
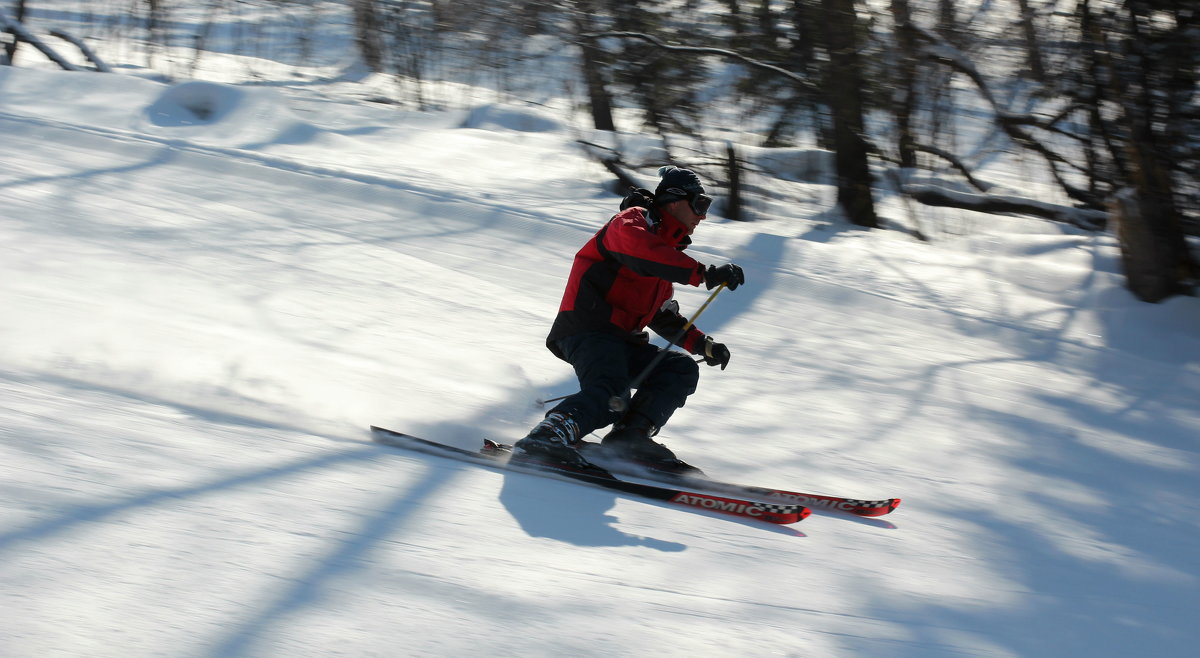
left=514, top=166, right=745, bottom=471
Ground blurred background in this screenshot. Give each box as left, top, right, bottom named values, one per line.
left=3, top=0, right=1196, bottom=302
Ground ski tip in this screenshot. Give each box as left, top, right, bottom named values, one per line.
left=852, top=498, right=901, bottom=517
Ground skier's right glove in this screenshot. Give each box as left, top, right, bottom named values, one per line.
left=701, top=337, right=731, bottom=370
left=704, top=263, right=745, bottom=291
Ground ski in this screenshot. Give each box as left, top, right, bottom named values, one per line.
left=370, top=426, right=810, bottom=525
left=485, top=440, right=900, bottom=517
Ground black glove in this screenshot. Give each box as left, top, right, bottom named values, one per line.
left=704, top=263, right=745, bottom=291
left=702, top=336, right=731, bottom=370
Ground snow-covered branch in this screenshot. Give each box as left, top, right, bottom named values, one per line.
left=50, top=29, right=110, bottom=73
left=0, top=11, right=84, bottom=71
left=905, top=184, right=1107, bottom=231
left=912, top=144, right=992, bottom=192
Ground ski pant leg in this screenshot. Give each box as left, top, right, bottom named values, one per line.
left=626, top=343, right=699, bottom=430
left=547, top=332, right=632, bottom=436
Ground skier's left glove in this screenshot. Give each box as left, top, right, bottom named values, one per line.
left=704, top=263, right=745, bottom=291
left=701, top=337, right=731, bottom=370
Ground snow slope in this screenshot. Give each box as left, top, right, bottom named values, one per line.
left=2, top=66, right=1199, bottom=657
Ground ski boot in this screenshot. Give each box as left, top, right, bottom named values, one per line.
left=513, top=412, right=592, bottom=470
left=600, top=414, right=703, bottom=476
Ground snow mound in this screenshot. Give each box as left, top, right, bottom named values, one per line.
left=0, top=67, right=164, bottom=128
left=142, top=80, right=313, bottom=148
left=145, top=81, right=247, bottom=126
left=462, top=103, right=564, bottom=133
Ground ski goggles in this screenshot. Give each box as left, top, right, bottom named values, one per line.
left=665, top=187, right=713, bottom=216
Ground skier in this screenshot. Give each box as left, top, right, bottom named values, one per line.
left=514, top=166, right=745, bottom=471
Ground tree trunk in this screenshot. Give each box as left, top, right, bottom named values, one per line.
left=725, top=142, right=744, bottom=222
left=352, top=0, right=385, bottom=71
left=820, top=0, right=879, bottom=228
left=1112, top=189, right=1182, bottom=303
left=4, top=0, right=28, bottom=64
left=889, top=0, right=918, bottom=168
left=1116, top=106, right=1193, bottom=302
left=573, top=2, right=615, bottom=132
left=1110, top=1, right=1196, bottom=302
left=1015, top=0, right=1046, bottom=82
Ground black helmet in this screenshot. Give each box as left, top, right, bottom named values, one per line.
left=654, top=166, right=712, bottom=216
left=654, top=166, right=706, bottom=203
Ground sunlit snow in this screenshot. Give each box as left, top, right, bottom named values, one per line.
left=2, top=34, right=1199, bottom=658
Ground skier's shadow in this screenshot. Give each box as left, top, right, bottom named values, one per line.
left=498, top=475, right=686, bottom=551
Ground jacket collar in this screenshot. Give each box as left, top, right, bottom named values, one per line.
left=649, top=206, right=693, bottom=249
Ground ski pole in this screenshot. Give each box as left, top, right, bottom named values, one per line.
left=536, top=354, right=708, bottom=407
left=536, top=284, right=727, bottom=410
left=608, top=282, right=726, bottom=413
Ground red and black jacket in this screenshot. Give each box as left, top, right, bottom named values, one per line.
left=546, top=205, right=708, bottom=359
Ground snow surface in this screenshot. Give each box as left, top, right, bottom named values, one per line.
left=2, top=64, right=1199, bottom=658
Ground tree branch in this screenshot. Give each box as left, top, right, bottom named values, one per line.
left=909, top=24, right=1106, bottom=208
left=912, top=144, right=992, bottom=192
left=50, top=29, right=111, bottom=72
left=580, top=30, right=819, bottom=95
left=0, top=11, right=84, bottom=71
left=905, top=184, right=1107, bottom=230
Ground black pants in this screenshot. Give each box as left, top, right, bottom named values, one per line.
left=549, top=331, right=699, bottom=437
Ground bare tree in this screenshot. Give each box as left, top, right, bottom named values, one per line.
left=819, top=0, right=879, bottom=228
left=3, top=0, right=27, bottom=64
left=1104, top=0, right=1197, bottom=301
left=352, top=0, right=385, bottom=71
left=572, top=0, right=615, bottom=131
left=901, top=0, right=1196, bottom=299
left=1014, top=0, right=1046, bottom=82
left=889, top=0, right=919, bottom=169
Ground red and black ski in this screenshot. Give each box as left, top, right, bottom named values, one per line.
left=370, top=426, right=809, bottom=525
left=486, top=439, right=901, bottom=517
